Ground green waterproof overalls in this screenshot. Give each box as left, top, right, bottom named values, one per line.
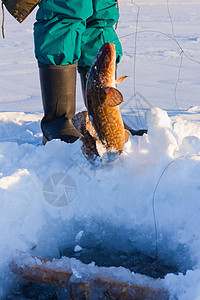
left=34, top=0, right=122, bottom=66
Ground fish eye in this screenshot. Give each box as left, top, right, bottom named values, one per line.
left=105, top=55, right=110, bottom=62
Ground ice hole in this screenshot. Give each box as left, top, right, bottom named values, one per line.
left=59, top=223, right=195, bottom=279
left=10, top=221, right=195, bottom=299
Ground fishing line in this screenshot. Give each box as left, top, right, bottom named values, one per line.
left=115, top=30, right=200, bottom=66
left=174, top=51, right=185, bottom=118
left=130, top=1, right=144, bottom=128
left=112, top=1, right=145, bottom=129
left=166, top=0, right=176, bottom=40
left=166, top=0, right=186, bottom=120
left=113, top=27, right=200, bottom=132
left=131, top=1, right=139, bottom=98
left=112, top=1, right=200, bottom=132
left=152, top=159, right=176, bottom=260
left=114, top=28, right=200, bottom=126
left=152, top=154, right=200, bottom=260
left=113, top=28, right=200, bottom=130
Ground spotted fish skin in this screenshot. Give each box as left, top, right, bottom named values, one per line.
left=72, top=43, right=129, bottom=164
left=86, top=42, right=127, bottom=152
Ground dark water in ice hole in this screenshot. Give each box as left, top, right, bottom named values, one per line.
left=61, top=246, right=178, bottom=278
left=60, top=239, right=195, bottom=279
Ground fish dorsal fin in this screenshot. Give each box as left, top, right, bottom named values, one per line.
left=71, top=111, right=88, bottom=136
left=124, top=129, right=129, bottom=143
left=115, top=75, right=130, bottom=85
left=104, top=87, right=124, bottom=107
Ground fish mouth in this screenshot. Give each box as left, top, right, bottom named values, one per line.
left=100, top=42, right=116, bottom=63
left=94, top=43, right=116, bottom=85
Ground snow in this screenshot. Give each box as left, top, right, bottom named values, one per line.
left=74, top=245, right=83, bottom=253
left=12, top=251, right=166, bottom=290
left=1, top=0, right=200, bottom=299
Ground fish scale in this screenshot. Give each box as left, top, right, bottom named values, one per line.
left=72, top=42, right=129, bottom=164
left=88, top=99, right=125, bottom=151
left=87, top=64, right=125, bottom=150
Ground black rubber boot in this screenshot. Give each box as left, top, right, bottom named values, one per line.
left=78, top=66, right=90, bottom=106
left=39, top=62, right=80, bottom=144
left=78, top=67, right=148, bottom=136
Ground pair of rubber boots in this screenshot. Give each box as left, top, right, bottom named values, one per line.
left=39, top=63, right=147, bottom=145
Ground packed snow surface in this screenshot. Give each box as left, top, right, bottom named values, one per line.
left=0, top=107, right=200, bottom=298
left=1, top=0, right=200, bottom=299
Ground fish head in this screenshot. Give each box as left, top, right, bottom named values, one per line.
left=90, top=42, right=116, bottom=87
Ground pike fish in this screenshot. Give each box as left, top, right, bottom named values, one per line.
left=72, top=42, right=129, bottom=165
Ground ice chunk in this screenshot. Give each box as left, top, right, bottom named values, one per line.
left=74, top=245, right=83, bottom=252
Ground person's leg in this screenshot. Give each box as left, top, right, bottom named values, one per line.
left=34, top=0, right=93, bottom=143
left=34, top=0, right=93, bottom=66
left=78, top=0, right=122, bottom=68
left=78, top=0, right=122, bottom=105
left=38, top=62, right=80, bottom=144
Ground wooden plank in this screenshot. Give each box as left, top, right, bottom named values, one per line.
left=69, top=278, right=169, bottom=300
left=11, top=257, right=72, bottom=287
left=10, top=253, right=169, bottom=299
